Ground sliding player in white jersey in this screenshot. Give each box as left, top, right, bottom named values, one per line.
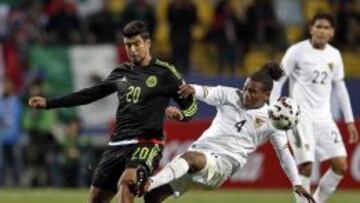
left=142, top=62, right=315, bottom=203
left=271, top=12, right=359, bottom=203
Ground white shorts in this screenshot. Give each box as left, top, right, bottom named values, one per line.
left=170, top=147, right=233, bottom=196
left=288, top=114, right=347, bottom=164
left=287, top=113, right=316, bottom=164
left=313, top=121, right=347, bottom=161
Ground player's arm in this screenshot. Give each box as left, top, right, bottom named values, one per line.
left=166, top=73, right=197, bottom=122
left=29, top=70, right=119, bottom=109
left=171, top=86, right=197, bottom=121
left=333, top=80, right=359, bottom=143
left=270, top=132, right=315, bottom=203
left=333, top=51, right=359, bottom=143
left=270, top=77, right=287, bottom=104
left=178, top=84, right=234, bottom=106
left=270, top=45, right=297, bottom=103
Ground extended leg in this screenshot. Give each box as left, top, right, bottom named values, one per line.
left=313, top=157, right=347, bottom=203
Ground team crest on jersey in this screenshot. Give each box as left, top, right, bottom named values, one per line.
left=146, top=75, right=158, bottom=88
left=255, top=117, right=265, bottom=128
left=327, top=62, right=334, bottom=72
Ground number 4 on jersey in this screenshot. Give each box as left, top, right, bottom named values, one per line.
left=235, top=120, right=246, bottom=132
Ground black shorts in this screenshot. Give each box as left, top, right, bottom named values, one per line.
left=91, top=143, right=163, bottom=192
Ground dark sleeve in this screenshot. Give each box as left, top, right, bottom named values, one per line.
left=167, top=73, right=198, bottom=121
left=46, top=69, right=119, bottom=109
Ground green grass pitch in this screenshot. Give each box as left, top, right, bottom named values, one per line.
left=0, top=188, right=359, bottom=203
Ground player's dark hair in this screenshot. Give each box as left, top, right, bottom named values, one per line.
left=250, top=62, right=284, bottom=92
left=122, top=20, right=150, bottom=39
left=311, top=12, right=335, bottom=27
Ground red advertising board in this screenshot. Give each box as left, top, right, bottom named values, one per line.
left=162, top=120, right=360, bottom=188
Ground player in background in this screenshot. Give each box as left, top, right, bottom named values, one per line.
left=143, top=62, right=315, bottom=203
left=28, top=20, right=197, bottom=203
left=270, top=12, right=359, bottom=203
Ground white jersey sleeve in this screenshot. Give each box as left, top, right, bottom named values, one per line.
left=332, top=48, right=354, bottom=122
left=333, top=80, right=354, bottom=123
left=192, top=84, right=237, bottom=106
left=333, top=50, right=345, bottom=81
left=270, top=131, right=301, bottom=186
left=281, top=45, right=298, bottom=76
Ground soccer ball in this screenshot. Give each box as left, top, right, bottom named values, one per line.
left=268, top=97, right=301, bottom=130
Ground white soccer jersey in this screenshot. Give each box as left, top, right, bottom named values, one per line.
left=191, top=85, right=300, bottom=185
left=281, top=40, right=344, bottom=122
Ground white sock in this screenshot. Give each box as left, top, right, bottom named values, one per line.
left=148, top=157, right=189, bottom=191
left=313, top=169, right=343, bottom=203
left=293, top=175, right=311, bottom=203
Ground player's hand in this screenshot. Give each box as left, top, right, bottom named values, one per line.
left=346, top=122, right=359, bottom=144
left=165, top=106, right=184, bottom=121
left=178, top=84, right=195, bottom=98
left=294, top=185, right=316, bottom=203
left=28, top=96, right=47, bottom=109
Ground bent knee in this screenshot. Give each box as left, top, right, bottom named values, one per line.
left=118, top=168, right=137, bottom=188
left=298, top=162, right=313, bottom=177
left=181, top=151, right=206, bottom=173
left=331, top=162, right=348, bottom=175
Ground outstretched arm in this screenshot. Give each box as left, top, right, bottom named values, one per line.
left=28, top=68, right=122, bottom=109
left=28, top=96, right=47, bottom=109
left=178, top=84, right=235, bottom=106
left=270, top=76, right=287, bottom=104
left=29, top=81, right=117, bottom=109
left=270, top=44, right=297, bottom=104
left=271, top=135, right=315, bottom=203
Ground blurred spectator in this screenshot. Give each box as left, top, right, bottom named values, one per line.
left=45, top=0, right=81, bottom=44
left=334, top=0, right=359, bottom=49
left=122, top=0, right=156, bottom=37
left=209, top=0, right=240, bottom=75
left=0, top=128, right=2, bottom=186
left=74, top=0, right=103, bottom=19
left=22, top=80, right=60, bottom=186
left=273, top=0, right=303, bottom=26
left=246, top=0, right=287, bottom=49
left=87, top=0, right=121, bottom=43
left=3, top=6, right=31, bottom=91
left=2, top=2, right=48, bottom=92
left=3, top=33, right=25, bottom=91
left=0, top=78, right=22, bottom=186
left=167, top=0, right=197, bottom=74
left=0, top=4, right=10, bottom=40
left=0, top=44, right=5, bottom=96
left=60, top=119, right=90, bottom=187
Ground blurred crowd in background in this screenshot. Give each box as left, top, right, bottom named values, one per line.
left=0, top=0, right=359, bottom=188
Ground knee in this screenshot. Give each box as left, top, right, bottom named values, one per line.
left=118, top=168, right=137, bottom=189
left=181, top=151, right=206, bottom=173
left=298, top=162, right=313, bottom=177
left=331, top=160, right=348, bottom=176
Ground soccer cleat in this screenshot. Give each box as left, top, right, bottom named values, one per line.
left=130, top=165, right=149, bottom=197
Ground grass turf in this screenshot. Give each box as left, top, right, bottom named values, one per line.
left=0, top=188, right=359, bottom=203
